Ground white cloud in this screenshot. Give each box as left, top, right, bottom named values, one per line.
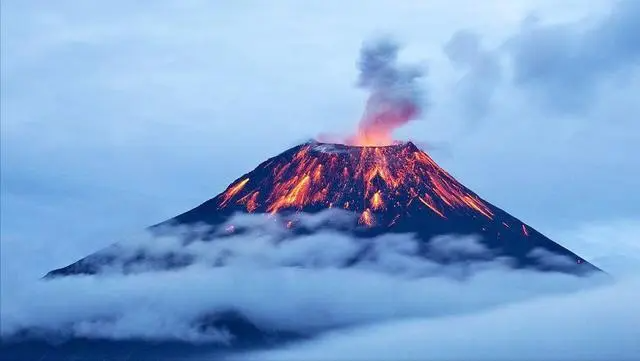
left=527, top=248, right=578, bottom=270
left=1, top=224, right=608, bottom=344
left=238, top=276, right=640, bottom=361
left=428, top=234, right=491, bottom=259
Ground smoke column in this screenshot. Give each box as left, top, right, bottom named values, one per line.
left=349, top=38, right=426, bottom=146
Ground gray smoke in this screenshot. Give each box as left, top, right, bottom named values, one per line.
left=351, top=38, right=427, bottom=144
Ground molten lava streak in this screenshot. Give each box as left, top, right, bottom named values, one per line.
left=218, top=142, right=496, bottom=227
left=370, top=191, right=384, bottom=210
left=219, top=178, right=249, bottom=207
left=359, top=208, right=374, bottom=226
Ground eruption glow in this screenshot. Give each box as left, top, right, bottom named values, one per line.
left=217, top=142, right=494, bottom=227
left=332, top=38, right=426, bottom=146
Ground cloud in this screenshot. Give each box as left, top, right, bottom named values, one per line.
left=238, top=276, right=640, bottom=361
left=1, top=264, right=605, bottom=343
left=443, top=0, right=640, bottom=117
left=428, top=234, right=492, bottom=259
left=437, top=2, right=640, bottom=230
left=505, top=0, right=640, bottom=113
left=1, top=216, right=608, bottom=344
left=443, top=30, right=502, bottom=119
left=42, top=211, right=595, bottom=279
left=527, top=248, right=578, bottom=270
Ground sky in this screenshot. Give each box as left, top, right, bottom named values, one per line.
left=1, top=1, right=640, bottom=359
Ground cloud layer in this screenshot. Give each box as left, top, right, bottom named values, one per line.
left=239, top=276, right=640, bottom=361
left=1, top=214, right=610, bottom=345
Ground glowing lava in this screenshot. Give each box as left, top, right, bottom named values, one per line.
left=217, top=141, right=495, bottom=227
left=46, top=140, right=602, bottom=279
left=359, top=208, right=374, bottom=226
left=370, top=191, right=384, bottom=210
left=219, top=178, right=250, bottom=207
left=347, top=97, right=419, bottom=147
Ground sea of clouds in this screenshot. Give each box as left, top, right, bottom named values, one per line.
left=236, top=276, right=640, bottom=361
left=2, top=211, right=638, bottom=361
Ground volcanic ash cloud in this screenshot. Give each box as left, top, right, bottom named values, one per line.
left=349, top=38, right=426, bottom=146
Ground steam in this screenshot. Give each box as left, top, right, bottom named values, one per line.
left=346, top=38, right=426, bottom=146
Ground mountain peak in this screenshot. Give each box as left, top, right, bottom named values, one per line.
left=171, top=141, right=489, bottom=224
left=46, top=141, right=601, bottom=278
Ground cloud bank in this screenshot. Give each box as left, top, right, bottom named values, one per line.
left=1, top=213, right=610, bottom=346
left=238, top=276, right=640, bottom=361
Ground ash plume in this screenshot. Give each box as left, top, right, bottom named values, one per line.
left=349, top=38, right=427, bottom=145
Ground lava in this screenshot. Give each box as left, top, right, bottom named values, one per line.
left=370, top=191, right=384, bottom=210
left=418, top=195, right=445, bottom=218
left=267, top=174, right=311, bottom=214
left=47, top=140, right=602, bottom=279
left=359, top=208, right=374, bottom=226
left=220, top=178, right=249, bottom=207
left=220, top=142, right=496, bottom=227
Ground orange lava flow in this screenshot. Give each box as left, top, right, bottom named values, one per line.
left=220, top=178, right=250, bottom=207
left=267, top=174, right=311, bottom=213
left=371, top=191, right=384, bottom=210
left=359, top=208, right=374, bottom=226
left=219, top=142, right=496, bottom=227
left=419, top=195, right=446, bottom=219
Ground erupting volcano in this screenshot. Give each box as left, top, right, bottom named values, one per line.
left=174, top=141, right=493, bottom=225
left=325, top=37, right=425, bottom=147
left=45, top=39, right=599, bottom=278
left=47, top=140, right=598, bottom=277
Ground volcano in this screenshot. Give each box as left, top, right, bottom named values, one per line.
left=46, top=141, right=598, bottom=277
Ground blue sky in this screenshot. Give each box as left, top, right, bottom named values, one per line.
left=1, top=0, right=639, bottom=281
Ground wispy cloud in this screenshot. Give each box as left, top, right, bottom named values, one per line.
left=238, top=276, right=640, bottom=361
left=443, top=0, right=640, bottom=117
left=1, top=214, right=609, bottom=343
